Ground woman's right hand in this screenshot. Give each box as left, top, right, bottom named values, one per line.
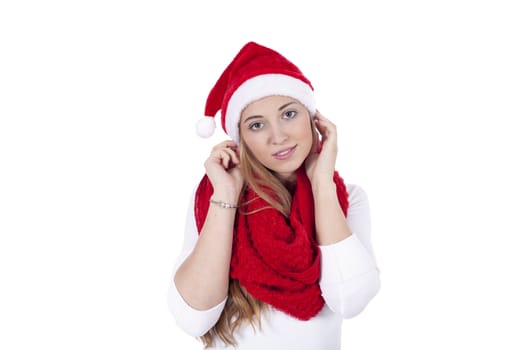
left=204, top=140, right=244, bottom=201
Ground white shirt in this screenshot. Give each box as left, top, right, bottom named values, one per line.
left=167, top=184, right=380, bottom=350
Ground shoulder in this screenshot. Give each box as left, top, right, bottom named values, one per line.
left=345, top=183, right=369, bottom=205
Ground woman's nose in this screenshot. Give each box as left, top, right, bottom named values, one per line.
left=269, top=125, right=288, bottom=145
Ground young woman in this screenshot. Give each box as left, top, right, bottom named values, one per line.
left=167, top=41, right=380, bottom=349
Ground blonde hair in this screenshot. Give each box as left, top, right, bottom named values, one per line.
left=199, top=115, right=317, bottom=348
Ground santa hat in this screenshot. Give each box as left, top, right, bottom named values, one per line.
left=196, top=41, right=316, bottom=143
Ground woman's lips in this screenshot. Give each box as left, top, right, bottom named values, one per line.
left=272, top=145, right=297, bottom=160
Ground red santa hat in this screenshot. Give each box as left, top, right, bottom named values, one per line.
left=196, top=41, right=316, bottom=143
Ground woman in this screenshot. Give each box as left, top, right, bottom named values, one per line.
left=167, top=41, right=380, bottom=349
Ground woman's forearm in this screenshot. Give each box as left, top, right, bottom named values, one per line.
left=174, top=199, right=237, bottom=310
left=312, top=180, right=352, bottom=245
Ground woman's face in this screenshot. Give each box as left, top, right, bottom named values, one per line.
left=240, top=95, right=314, bottom=181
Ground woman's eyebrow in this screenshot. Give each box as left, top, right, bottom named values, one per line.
left=278, top=102, right=296, bottom=111
left=243, top=115, right=262, bottom=124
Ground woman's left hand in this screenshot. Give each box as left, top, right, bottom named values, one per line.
left=305, top=111, right=338, bottom=185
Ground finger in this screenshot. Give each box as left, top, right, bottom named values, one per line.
left=211, top=140, right=238, bottom=152
left=209, top=147, right=230, bottom=164
left=222, top=147, right=240, bottom=165
left=314, top=111, right=336, bottom=129
left=210, top=144, right=239, bottom=166
left=216, top=150, right=232, bottom=169
left=314, top=110, right=332, bottom=122
left=222, top=148, right=241, bottom=168
left=314, top=113, right=335, bottom=128
left=315, top=116, right=337, bottom=138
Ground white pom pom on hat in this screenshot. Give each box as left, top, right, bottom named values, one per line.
left=196, top=41, right=316, bottom=144
left=195, top=116, right=216, bottom=138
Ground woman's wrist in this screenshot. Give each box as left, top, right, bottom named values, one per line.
left=311, top=177, right=336, bottom=195
left=209, top=198, right=239, bottom=209
left=212, top=188, right=241, bottom=205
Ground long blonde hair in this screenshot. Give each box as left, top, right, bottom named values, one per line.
left=199, top=117, right=317, bottom=348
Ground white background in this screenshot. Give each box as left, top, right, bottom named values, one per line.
left=1, top=0, right=524, bottom=349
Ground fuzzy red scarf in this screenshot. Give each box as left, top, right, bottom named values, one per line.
left=194, top=167, right=349, bottom=320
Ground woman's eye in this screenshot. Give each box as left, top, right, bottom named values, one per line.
left=248, top=122, right=263, bottom=130
left=283, top=110, right=297, bottom=119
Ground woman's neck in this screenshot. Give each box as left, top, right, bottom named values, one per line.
left=279, top=175, right=297, bottom=194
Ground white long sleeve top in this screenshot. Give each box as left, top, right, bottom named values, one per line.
left=167, top=183, right=380, bottom=350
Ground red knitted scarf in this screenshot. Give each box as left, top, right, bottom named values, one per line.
left=194, top=167, right=349, bottom=320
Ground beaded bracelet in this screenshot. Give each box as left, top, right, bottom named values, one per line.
left=209, top=198, right=239, bottom=209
